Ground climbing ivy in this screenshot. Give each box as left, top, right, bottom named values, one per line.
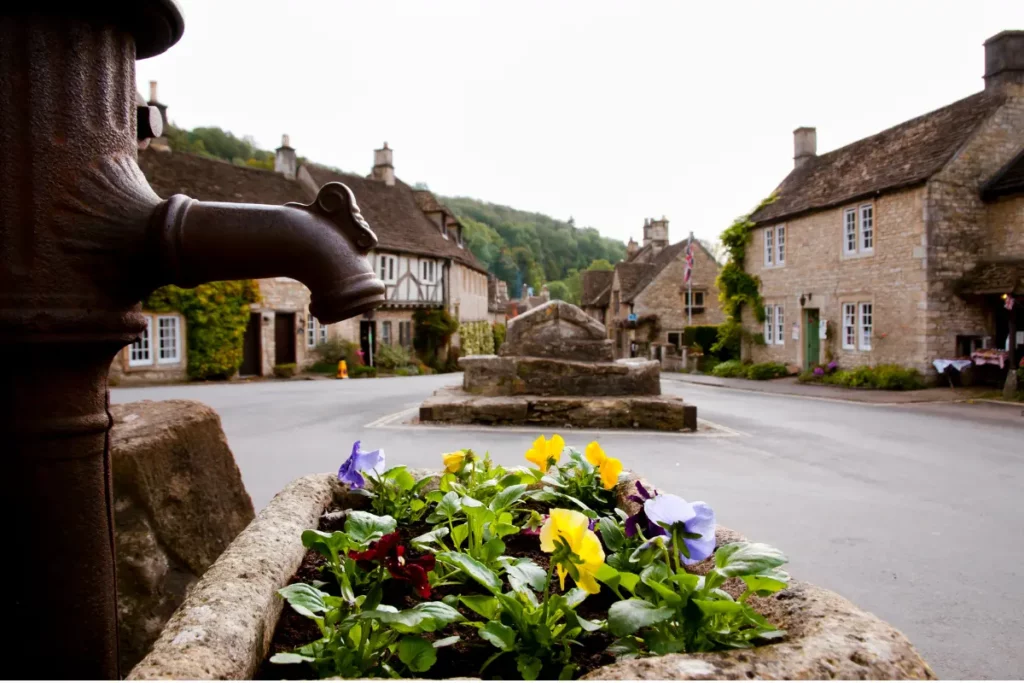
left=143, top=280, right=261, bottom=380
left=413, top=308, right=460, bottom=370
left=458, top=320, right=495, bottom=356
left=712, top=195, right=776, bottom=355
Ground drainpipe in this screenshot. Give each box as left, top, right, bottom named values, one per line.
left=0, top=4, right=385, bottom=679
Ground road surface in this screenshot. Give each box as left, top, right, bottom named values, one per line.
left=112, top=374, right=1024, bottom=679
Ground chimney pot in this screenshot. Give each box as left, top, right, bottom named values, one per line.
left=148, top=80, right=159, bottom=103
left=281, top=134, right=291, bottom=148
left=275, top=134, right=297, bottom=179
left=984, top=30, right=1024, bottom=92
left=793, top=127, right=817, bottom=168
left=372, top=143, right=395, bottom=186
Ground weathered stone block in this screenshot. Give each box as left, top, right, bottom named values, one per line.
left=112, top=399, right=255, bottom=673
left=461, top=355, right=661, bottom=397
left=501, top=300, right=613, bottom=360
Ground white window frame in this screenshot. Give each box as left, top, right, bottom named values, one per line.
left=318, top=320, right=328, bottom=345
left=381, top=320, right=392, bottom=346
left=156, top=315, right=181, bottom=364
left=307, top=315, right=317, bottom=348
left=775, top=304, right=784, bottom=346
left=776, top=225, right=786, bottom=265
left=129, top=315, right=153, bottom=367
left=859, top=302, right=873, bottom=351
left=379, top=254, right=397, bottom=284
left=684, top=291, right=705, bottom=308
left=421, top=260, right=436, bottom=284
left=843, top=208, right=858, bottom=255
left=842, top=303, right=857, bottom=350
left=764, top=305, right=774, bottom=344
left=764, top=228, right=774, bottom=266
left=859, top=204, right=874, bottom=253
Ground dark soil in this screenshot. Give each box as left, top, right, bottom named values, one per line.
left=256, top=505, right=616, bottom=680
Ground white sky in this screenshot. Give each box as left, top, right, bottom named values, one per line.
left=137, top=0, right=1023, bottom=247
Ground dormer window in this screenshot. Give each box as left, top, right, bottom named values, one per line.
left=441, top=220, right=448, bottom=239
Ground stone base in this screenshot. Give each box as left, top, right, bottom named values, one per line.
left=460, top=354, right=661, bottom=397
left=419, top=386, right=697, bottom=431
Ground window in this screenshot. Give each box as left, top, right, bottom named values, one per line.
left=667, top=332, right=683, bottom=350
left=763, top=226, right=785, bottom=267
left=307, top=315, right=316, bottom=348
left=398, top=321, right=413, bottom=348
left=382, top=321, right=392, bottom=346
left=776, top=225, right=785, bottom=264
left=764, top=228, right=774, bottom=266
left=421, top=260, right=436, bottom=283
left=319, top=320, right=328, bottom=345
left=130, top=316, right=153, bottom=366
left=844, top=208, right=857, bottom=254
left=157, top=315, right=180, bottom=364
left=764, top=305, right=774, bottom=344
left=684, top=291, right=705, bottom=310
left=775, top=305, right=784, bottom=345
left=842, top=303, right=857, bottom=350
left=860, top=204, right=874, bottom=251
left=378, top=254, right=397, bottom=283
left=859, top=303, right=873, bottom=350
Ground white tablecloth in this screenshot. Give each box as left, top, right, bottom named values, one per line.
left=932, top=359, right=973, bottom=374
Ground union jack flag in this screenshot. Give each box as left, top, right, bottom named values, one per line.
left=683, top=240, right=694, bottom=284
left=1007, top=295, right=1016, bottom=311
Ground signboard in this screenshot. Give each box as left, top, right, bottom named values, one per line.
left=791, top=322, right=799, bottom=341
left=819, top=320, right=828, bottom=340
left=627, top=313, right=638, bottom=322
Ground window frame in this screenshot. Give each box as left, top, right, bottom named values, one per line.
left=381, top=320, right=392, bottom=346
left=378, top=254, right=397, bottom=284
left=859, top=204, right=874, bottom=253
left=859, top=302, right=873, bottom=351
left=775, top=304, right=784, bottom=346
left=667, top=331, right=684, bottom=350
left=764, top=305, right=774, bottom=345
left=683, top=290, right=705, bottom=309
left=842, top=303, right=857, bottom=350
left=129, top=315, right=154, bottom=367
left=764, top=227, right=774, bottom=266
left=776, top=225, right=786, bottom=265
left=156, top=314, right=181, bottom=365
left=843, top=208, right=858, bottom=255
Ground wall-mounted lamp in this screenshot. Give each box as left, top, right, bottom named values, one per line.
left=799, top=294, right=806, bottom=307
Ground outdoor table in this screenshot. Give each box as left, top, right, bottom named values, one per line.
left=933, top=358, right=974, bottom=387
left=971, top=349, right=1009, bottom=369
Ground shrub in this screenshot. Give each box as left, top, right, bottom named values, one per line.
left=808, top=364, right=924, bottom=390
left=682, top=325, right=732, bottom=360
left=308, top=360, right=339, bottom=375
left=413, top=308, right=459, bottom=369
left=313, top=338, right=362, bottom=369
left=273, top=363, right=297, bottom=378
left=745, top=361, right=789, bottom=381
left=350, top=365, right=377, bottom=379
left=492, top=322, right=507, bottom=350
left=417, top=361, right=434, bottom=375
left=711, top=359, right=747, bottom=378
left=394, top=365, right=420, bottom=377
left=459, top=320, right=495, bottom=356
left=871, top=364, right=925, bottom=390
left=376, top=343, right=412, bottom=370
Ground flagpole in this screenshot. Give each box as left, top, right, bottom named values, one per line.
left=687, top=231, right=693, bottom=327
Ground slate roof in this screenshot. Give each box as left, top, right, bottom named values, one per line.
left=581, top=270, right=614, bottom=307
left=982, top=147, right=1024, bottom=200
left=615, top=262, right=655, bottom=304
left=956, top=260, right=1024, bottom=295
left=750, top=90, right=1008, bottom=225
left=302, top=165, right=487, bottom=272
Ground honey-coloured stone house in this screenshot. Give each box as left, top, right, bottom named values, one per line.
left=744, top=31, right=1024, bottom=377
left=582, top=217, right=724, bottom=360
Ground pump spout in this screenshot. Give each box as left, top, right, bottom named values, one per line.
left=149, top=182, right=386, bottom=322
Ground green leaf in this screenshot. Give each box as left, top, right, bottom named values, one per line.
left=692, top=598, right=743, bottom=616
left=398, top=636, right=437, bottom=672
left=504, top=558, right=548, bottom=594
left=645, top=630, right=685, bottom=656
left=437, top=551, right=502, bottom=594
left=479, top=620, right=517, bottom=651
left=461, top=495, right=484, bottom=508
left=428, top=491, right=462, bottom=523
left=410, top=526, right=450, bottom=551
left=498, top=472, right=524, bottom=488
left=489, top=484, right=528, bottom=512
left=597, top=517, right=626, bottom=552
left=481, top=537, right=506, bottom=564
left=391, top=468, right=416, bottom=492
left=361, top=601, right=463, bottom=633
left=517, top=654, right=543, bottom=680
left=412, top=475, right=436, bottom=495
left=562, top=587, right=589, bottom=609
left=607, top=599, right=675, bottom=637
left=433, top=635, right=461, bottom=648
left=277, top=583, right=328, bottom=619
left=714, top=542, right=788, bottom=577
left=460, top=595, right=499, bottom=620
left=741, top=568, right=790, bottom=595
left=671, top=572, right=701, bottom=594
left=409, top=499, right=425, bottom=512
left=492, top=522, right=520, bottom=539
left=269, top=652, right=315, bottom=665
left=451, top=523, right=470, bottom=548
left=300, top=529, right=350, bottom=558
left=344, top=510, right=397, bottom=546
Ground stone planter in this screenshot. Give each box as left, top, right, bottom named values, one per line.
left=130, top=473, right=934, bottom=680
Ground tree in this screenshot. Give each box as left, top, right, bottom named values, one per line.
left=546, top=280, right=571, bottom=302
left=586, top=259, right=615, bottom=271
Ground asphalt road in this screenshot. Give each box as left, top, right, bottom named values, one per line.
left=112, top=374, right=1024, bottom=679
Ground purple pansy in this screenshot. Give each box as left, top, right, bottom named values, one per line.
left=813, top=366, right=825, bottom=377
left=827, top=361, right=838, bottom=372
left=338, top=440, right=385, bottom=489
left=625, top=481, right=666, bottom=538
left=643, top=493, right=716, bottom=565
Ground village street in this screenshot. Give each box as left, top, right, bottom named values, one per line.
left=113, top=375, right=1024, bottom=680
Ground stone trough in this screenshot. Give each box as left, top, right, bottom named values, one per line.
left=129, top=471, right=935, bottom=680
left=420, top=300, right=698, bottom=431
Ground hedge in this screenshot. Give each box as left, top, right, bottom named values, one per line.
left=459, top=320, right=495, bottom=356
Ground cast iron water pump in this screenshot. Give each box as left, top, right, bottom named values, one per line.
left=0, top=3, right=386, bottom=678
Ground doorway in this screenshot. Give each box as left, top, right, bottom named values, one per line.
left=240, top=312, right=262, bottom=376
left=803, top=308, right=820, bottom=371
left=274, top=313, right=296, bottom=365
left=360, top=320, right=377, bottom=367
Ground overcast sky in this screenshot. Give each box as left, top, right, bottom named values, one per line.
left=137, top=0, right=1023, bottom=246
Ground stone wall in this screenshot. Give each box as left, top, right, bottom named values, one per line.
left=986, top=194, right=1024, bottom=256
left=111, top=399, right=254, bottom=673
left=634, top=242, right=725, bottom=344
left=109, top=311, right=188, bottom=385
left=255, top=278, right=311, bottom=375
left=449, top=261, right=490, bottom=323
left=745, top=187, right=930, bottom=371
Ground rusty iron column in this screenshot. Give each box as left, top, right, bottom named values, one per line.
left=0, top=5, right=385, bottom=679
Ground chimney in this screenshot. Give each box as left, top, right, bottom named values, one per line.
left=794, top=127, right=816, bottom=168
left=144, top=80, right=170, bottom=152
left=984, top=30, right=1024, bottom=92
left=644, top=216, right=669, bottom=252
left=275, top=134, right=297, bottom=179
left=371, top=141, right=395, bottom=186
left=626, top=236, right=638, bottom=259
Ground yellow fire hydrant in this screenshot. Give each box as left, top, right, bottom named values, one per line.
left=337, top=360, right=349, bottom=379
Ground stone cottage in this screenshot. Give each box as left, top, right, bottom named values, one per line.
left=111, top=92, right=491, bottom=380
left=582, top=217, right=724, bottom=359
left=743, top=31, right=1024, bottom=377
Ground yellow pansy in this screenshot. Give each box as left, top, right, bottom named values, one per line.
left=584, top=441, right=622, bottom=490
left=539, top=508, right=605, bottom=594
left=525, top=434, right=565, bottom=471
left=442, top=450, right=467, bottom=473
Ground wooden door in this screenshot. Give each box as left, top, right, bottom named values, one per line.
left=240, top=313, right=262, bottom=376
left=360, top=320, right=376, bottom=366
left=803, top=308, right=820, bottom=370
left=274, top=313, right=296, bottom=365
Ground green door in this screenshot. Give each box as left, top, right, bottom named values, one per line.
left=803, top=308, right=820, bottom=371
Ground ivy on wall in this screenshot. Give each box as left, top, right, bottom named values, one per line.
left=143, top=280, right=261, bottom=380
left=459, top=320, right=496, bottom=356
left=413, top=308, right=460, bottom=370
left=712, top=195, right=776, bottom=355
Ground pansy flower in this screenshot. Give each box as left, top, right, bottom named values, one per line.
left=584, top=441, right=623, bottom=490
left=643, top=493, right=716, bottom=564
left=349, top=532, right=436, bottom=598
left=442, top=449, right=468, bottom=474
left=525, top=434, right=565, bottom=471
left=337, top=441, right=385, bottom=489
left=539, top=508, right=605, bottom=594
left=624, top=481, right=664, bottom=538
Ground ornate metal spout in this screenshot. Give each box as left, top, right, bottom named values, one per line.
left=0, top=4, right=384, bottom=678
